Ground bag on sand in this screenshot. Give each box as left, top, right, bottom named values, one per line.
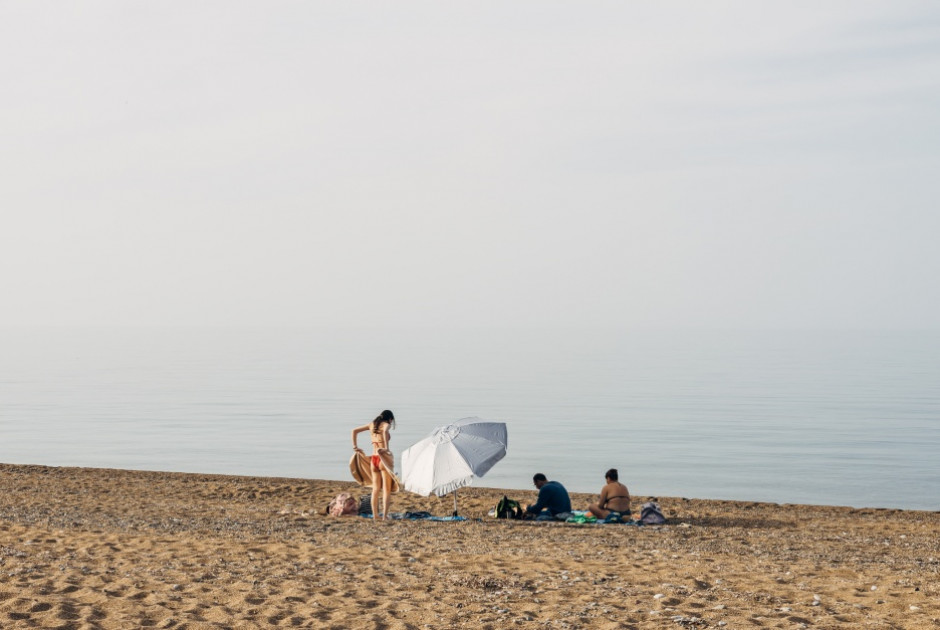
left=639, top=501, right=666, bottom=525
left=493, top=496, right=523, bottom=519
left=328, top=492, right=359, bottom=517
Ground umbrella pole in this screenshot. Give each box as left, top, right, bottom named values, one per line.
left=453, top=489, right=458, bottom=518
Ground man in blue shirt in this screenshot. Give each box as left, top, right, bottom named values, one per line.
left=525, top=473, right=572, bottom=521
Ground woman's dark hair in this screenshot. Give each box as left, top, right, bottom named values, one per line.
left=372, top=409, right=396, bottom=432
left=605, top=468, right=618, bottom=481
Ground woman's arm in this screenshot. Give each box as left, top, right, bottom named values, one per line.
left=351, top=424, right=370, bottom=450
left=598, top=484, right=610, bottom=508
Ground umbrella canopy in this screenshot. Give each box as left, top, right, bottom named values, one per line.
left=402, top=417, right=508, bottom=497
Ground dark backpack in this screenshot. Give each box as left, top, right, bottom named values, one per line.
left=494, top=496, right=523, bottom=519
left=639, top=501, right=666, bottom=525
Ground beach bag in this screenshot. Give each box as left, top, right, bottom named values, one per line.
left=328, top=492, right=359, bottom=517
left=494, top=496, right=523, bottom=519
left=639, top=501, right=666, bottom=525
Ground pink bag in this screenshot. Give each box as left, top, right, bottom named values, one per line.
left=328, top=492, right=359, bottom=517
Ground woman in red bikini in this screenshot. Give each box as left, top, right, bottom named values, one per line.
left=352, top=410, right=396, bottom=520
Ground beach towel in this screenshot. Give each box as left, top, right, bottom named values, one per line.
left=565, top=511, right=597, bottom=524
left=535, top=510, right=572, bottom=522
left=564, top=510, right=637, bottom=525
left=349, top=449, right=401, bottom=493
left=360, top=512, right=467, bottom=521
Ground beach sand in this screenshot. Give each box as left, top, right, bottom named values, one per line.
left=1, top=464, right=937, bottom=629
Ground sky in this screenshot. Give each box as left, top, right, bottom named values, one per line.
left=2, top=1, right=939, bottom=330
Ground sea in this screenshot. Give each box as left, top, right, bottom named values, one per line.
left=2, top=327, right=938, bottom=511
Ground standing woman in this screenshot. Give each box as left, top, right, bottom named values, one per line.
left=352, top=410, right=396, bottom=520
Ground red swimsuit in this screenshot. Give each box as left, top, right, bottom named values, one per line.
left=371, top=430, right=389, bottom=471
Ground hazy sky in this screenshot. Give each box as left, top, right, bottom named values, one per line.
left=3, top=2, right=939, bottom=329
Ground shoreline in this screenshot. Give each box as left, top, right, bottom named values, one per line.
left=2, top=463, right=939, bottom=628
left=4, top=460, right=930, bottom=513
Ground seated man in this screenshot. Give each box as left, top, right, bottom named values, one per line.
left=525, top=473, right=572, bottom=521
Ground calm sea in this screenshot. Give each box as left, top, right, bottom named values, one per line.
left=1, top=327, right=938, bottom=511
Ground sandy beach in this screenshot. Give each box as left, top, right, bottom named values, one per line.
left=0, top=464, right=937, bottom=629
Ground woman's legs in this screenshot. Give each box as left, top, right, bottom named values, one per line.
left=381, top=472, right=393, bottom=519
left=587, top=503, right=610, bottom=519
left=370, top=468, right=383, bottom=519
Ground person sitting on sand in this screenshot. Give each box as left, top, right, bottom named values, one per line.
left=352, top=410, right=396, bottom=520
left=524, top=473, right=572, bottom=521
left=587, top=468, right=631, bottom=521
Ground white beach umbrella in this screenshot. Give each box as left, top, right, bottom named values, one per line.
left=402, top=417, right=508, bottom=515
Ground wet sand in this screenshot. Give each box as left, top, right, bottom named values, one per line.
left=1, top=463, right=938, bottom=629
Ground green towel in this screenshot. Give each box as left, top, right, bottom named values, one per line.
left=565, top=510, right=598, bottom=524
